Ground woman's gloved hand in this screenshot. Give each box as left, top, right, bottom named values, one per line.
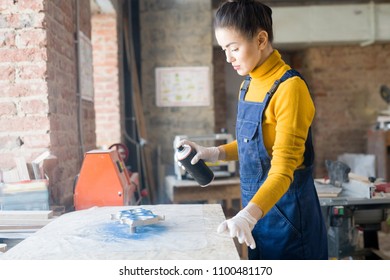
left=217, top=203, right=263, bottom=249
left=175, top=139, right=221, bottom=164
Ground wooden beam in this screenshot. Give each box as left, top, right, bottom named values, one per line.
left=0, top=210, right=53, bottom=220
left=122, top=9, right=157, bottom=203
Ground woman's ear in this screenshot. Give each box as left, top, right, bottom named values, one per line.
left=257, top=30, right=268, bottom=49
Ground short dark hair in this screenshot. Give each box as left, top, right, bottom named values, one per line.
left=214, top=0, right=274, bottom=43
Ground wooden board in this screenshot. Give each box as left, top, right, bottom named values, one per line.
left=123, top=12, right=156, bottom=203
left=0, top=218, right=55, bottom=227
left=314, top=180, right=342, bottom=197
left=0, top=210, right=53, bottom=220
left=0, top=225, right=43, bottom=232
left=0, top=210, right=55, bottom=233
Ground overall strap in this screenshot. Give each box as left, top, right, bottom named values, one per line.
left=266, top=69, right=314, bottom=167
left=268, top=69, right=303, bottom=97
left=239, top=76, right=252, bottom=101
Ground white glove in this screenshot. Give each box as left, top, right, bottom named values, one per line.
left=217, top=208, right=257, bottom=249
left=176, top=139, right=220, bottom=164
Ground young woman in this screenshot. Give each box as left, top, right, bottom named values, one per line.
left=177, top=0, right=328, bottom=260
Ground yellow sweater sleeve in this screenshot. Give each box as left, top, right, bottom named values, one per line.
left=220, top=140, right=238, bottom=161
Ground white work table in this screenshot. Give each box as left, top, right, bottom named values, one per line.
left=0, top=204, right=239, bottom=260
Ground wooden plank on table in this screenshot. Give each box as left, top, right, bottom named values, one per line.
left=0, top=229, right=39, bottom=234
left=0, top=218, right=56, bottom=226
left=349, top=172, right=371, bottom=184
left=0, top=225, right=43, bottom=231
left=314, top=180, right=342, bottom=198
left=0, top=210, right=53, bottom=220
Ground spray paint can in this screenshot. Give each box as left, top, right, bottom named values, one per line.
left=176, top=144, right=215, bottom=187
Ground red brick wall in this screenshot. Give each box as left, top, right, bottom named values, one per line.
left=92, top=13, right=122, bottom=149
left=297, top=44, right=390, bottom=178
left=46, top=0, right=95, bottom=209
left=0, top=0, right=95, bottom=211
left=0, top=0, right=49, bottom=168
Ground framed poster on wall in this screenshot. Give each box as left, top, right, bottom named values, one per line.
left=155, top=66, right=210, bottom=107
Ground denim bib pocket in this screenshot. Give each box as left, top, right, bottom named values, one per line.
left=237, top=120, right=263, bottom=178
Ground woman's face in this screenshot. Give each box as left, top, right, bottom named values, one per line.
left=215, top=28, right=267, bottom=76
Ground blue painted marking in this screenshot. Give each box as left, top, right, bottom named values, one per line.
left=97, top=221, right=167, bottom=241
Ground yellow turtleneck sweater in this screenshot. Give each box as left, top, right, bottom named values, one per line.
left=220, top=50, right=315, bottom=216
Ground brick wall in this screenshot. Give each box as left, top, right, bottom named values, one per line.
left=45, top=0, right=95, bottom=209
left=0, top=0, right=49, bottom=169
left=0, top=0, right=95, bottom=211
left=298, top=44, right=390, bottom=178
left=92, top=12, right=122, bottom=149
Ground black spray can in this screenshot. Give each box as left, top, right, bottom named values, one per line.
left=177, top=144, right=215, bottom=187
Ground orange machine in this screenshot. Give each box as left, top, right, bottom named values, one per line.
left=74, top=149, right=136, bottom=210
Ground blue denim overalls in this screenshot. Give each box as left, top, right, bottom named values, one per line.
left=237, top=69, right=328, bottom=260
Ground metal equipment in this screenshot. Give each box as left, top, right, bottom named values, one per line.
left=319, top=195, right=390, bottom=259
left=74, top=149, right=136, bottom=210
left=111, top=208, right=165, bottom=233
left=173, top=133, right=236, bottom=180
left=317, top=160, right=390, bottom=259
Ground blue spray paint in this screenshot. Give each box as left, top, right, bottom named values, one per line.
left=100, top=222, right=167, bottom=241
left=95, top=208, right=167, bottom=242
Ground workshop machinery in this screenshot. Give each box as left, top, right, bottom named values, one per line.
left=320, top=195, right=390, bottom=259
left=73, top=149, right=138, bottom=210
left=317, top=160, right=390, bottom=259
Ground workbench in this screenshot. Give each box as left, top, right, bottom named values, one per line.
left=316, top=183, right=390, bottom=259
left=0, top=204, right=240, bottom=260
left=164, top=175, right=241, bottom=211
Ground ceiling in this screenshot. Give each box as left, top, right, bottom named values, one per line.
left=213, top=0, right=390, bottom=8
left=90, top=0, right=115, bottom=14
